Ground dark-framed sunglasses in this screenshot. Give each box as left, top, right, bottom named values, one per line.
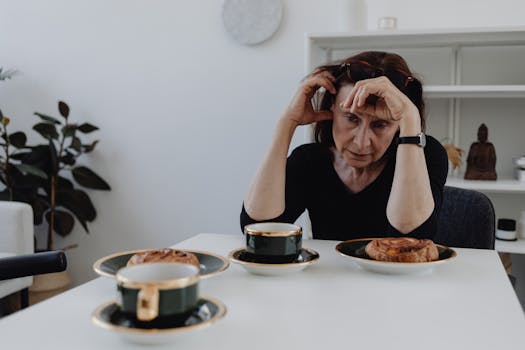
left=338, top=60, right=415, bottom=90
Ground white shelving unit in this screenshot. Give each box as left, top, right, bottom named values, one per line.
left=306, top=27, right=525, bottom=253
left=496, top=239, right=525, bottom=254
left=445, top=178, right=525, bottom=194
left=424, top=85, right=525, bottom=99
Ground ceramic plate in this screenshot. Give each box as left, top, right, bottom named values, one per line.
left=335, top=238, right=457, bottom=275
left=92, top=297, right=226, bottom=345
left=229, top=247, right=319, bottom=276
left=93, top=249, right=229, bottom=279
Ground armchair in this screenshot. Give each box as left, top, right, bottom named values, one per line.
left=0, top=201, right=34, bottom=306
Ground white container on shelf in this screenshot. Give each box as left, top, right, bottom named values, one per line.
left=516, top=168, right=525, bottom=182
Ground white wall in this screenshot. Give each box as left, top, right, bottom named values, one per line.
left=1, top=0, right=525, bottom=287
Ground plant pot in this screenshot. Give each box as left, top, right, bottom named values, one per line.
left=28, top=270, right=71, bottom=305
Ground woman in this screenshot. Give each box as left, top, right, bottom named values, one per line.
left=240, top=51, right=448, bottom=241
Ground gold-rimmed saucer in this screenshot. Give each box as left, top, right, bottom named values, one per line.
left=335, top=238, right=457, bottom=275
left=228, top=247, right=319, bottom=276
left=93, top=249, right=229, bottom=279
left=91, top=296, right=226, bottom=345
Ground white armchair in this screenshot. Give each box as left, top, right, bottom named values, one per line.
left=0, top=201, right=34, bottom=303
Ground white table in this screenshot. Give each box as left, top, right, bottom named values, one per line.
left=1, top=233, right=525, bottom=349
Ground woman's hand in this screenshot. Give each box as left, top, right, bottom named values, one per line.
left=341, top=76, right=420, bottom=127
left=282, top=69, right=337, bottom=126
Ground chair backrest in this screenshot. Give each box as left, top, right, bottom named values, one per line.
left=0, top=201, right=35, bottom=299
left=0, top=201, right=34, bottom=255
left=435, top=186, right=495, bottom=249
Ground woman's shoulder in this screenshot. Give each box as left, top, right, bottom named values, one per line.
left=423, top=135, right=449, bottom=176
left=288, top=142, right=331, bottom=165
left=292, top=142, right=326, bottom=152
left=425, top=135, right=446, bottom=154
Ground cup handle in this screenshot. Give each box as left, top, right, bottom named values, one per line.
left=137, top=285, right=159, bottom=321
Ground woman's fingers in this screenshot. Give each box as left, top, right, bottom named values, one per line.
left=342, top=77, right=411, bottom=121
left=305, top=73, right=336, bottom=94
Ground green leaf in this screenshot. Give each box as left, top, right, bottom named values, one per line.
left=82, top=140, right=99, bottom=153
left=55, top=188, right=96, bottom=230
left=46, top=209, right=75, bottom=237
left=12, top=163, right=48, bottom=179
left=31, top=196, right=49, bottom=225
left=15, top=149, right=39, bottom=162
left=49, top=139, right=59, bottom=175
left=62, top=124, right=77, bottom=137
left=34, top=112, right=61, bottom=125
left=77, top=123, right=99, bottom=133
left=58, top=101, right=70, bottom=119
left=33, top=123, right=59, bottom=139
left=69, top=137, right=81, bottom=152
left=8, top=131, right=27, bottom=148
left=56, top=176, right=74, bottom=190
left=16, top=145, right=48, bottom=165
left=72, top=166, right=111, bottom=190
left=60, top=151, right=76, bottom=166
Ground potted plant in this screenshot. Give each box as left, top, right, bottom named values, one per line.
left=20, top=101, right=111, bottom=251
left=1, top=86, right=111, bottom=302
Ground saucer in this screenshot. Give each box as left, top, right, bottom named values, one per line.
left=229, top=247, right=319, bottom=276
left=335, top=238, right=457, bottom=275
left=93, top=249, right=229, bottom=279
left=92, top=297, right=226, bottom=345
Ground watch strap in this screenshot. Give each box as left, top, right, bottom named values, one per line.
left=398, top=133, right=426, bottom=147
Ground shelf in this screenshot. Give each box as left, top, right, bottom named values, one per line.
left=307, top=27, right=525, bottom=50
left=445, top=178, right=525, bottom=194
left=424, top=85, right=525, bottom=98
left=495, top=239, right=525, bottom=254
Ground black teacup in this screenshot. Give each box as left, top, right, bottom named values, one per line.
left=244, top=222, right=302, bottom=263
left=116, top=262, right=199, bottom=321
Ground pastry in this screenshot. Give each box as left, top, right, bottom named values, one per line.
left=126, top=248, right=200, bottom=269
left=365, top=237, right=439, bottom=263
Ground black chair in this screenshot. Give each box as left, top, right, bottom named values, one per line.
left=0, top=250, right=67, bottom=309
left=435, top=186, right=495, bottom=249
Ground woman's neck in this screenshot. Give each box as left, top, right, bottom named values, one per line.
left=331, top=147, right=387, bottom=193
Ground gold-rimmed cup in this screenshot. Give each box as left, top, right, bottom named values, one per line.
left=116, top=262, right=199, bottom=322
left=244, top=222, right=302, bottom=263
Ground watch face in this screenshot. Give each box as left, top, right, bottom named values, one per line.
left=419, top=133, right=426, bottom=147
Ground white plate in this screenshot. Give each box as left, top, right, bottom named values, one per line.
left=91, top=297, right=226, bottom=345
left=228, top=247, right=319, bottom=276
left=335, top=238, right=457, bottom=275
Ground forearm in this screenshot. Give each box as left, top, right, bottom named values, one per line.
left=244, top=117, right=298, bottom=220
left=387, top=112, right=434, bottom=233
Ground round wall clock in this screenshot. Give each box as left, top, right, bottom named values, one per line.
left=222, top=0, right=283, bottom=45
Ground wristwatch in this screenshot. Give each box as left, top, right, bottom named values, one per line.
left=398, top=132, right=426, bottom=148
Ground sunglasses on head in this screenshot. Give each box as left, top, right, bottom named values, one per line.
left=338, top=60, right=414, bottom=90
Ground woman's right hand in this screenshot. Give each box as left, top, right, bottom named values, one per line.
left=282, top=69, right=337, bottom=126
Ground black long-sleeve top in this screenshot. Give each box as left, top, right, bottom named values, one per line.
left=240, top=135, right=448, bottom=241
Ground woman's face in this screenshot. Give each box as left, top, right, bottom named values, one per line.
left=331, top=84, right=399, bottom=168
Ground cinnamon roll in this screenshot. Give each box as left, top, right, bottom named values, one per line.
left=365, top=237, right=439, bottom=263
left=127, top=248, right=200, bottom=269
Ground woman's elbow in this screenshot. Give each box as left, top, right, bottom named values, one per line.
left=387, top=205, right=435, bottom=234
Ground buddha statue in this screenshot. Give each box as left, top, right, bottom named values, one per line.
left=464, top=123, right=497, bottom=180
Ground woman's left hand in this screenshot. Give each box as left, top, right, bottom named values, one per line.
left=340, top=76, right=419, bottom=124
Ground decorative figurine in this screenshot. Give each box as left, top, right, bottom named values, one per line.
left=464, top=123, right=497, bottom=180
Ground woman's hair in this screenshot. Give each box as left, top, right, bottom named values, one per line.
left=314, top=51, right=425, bottom=147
